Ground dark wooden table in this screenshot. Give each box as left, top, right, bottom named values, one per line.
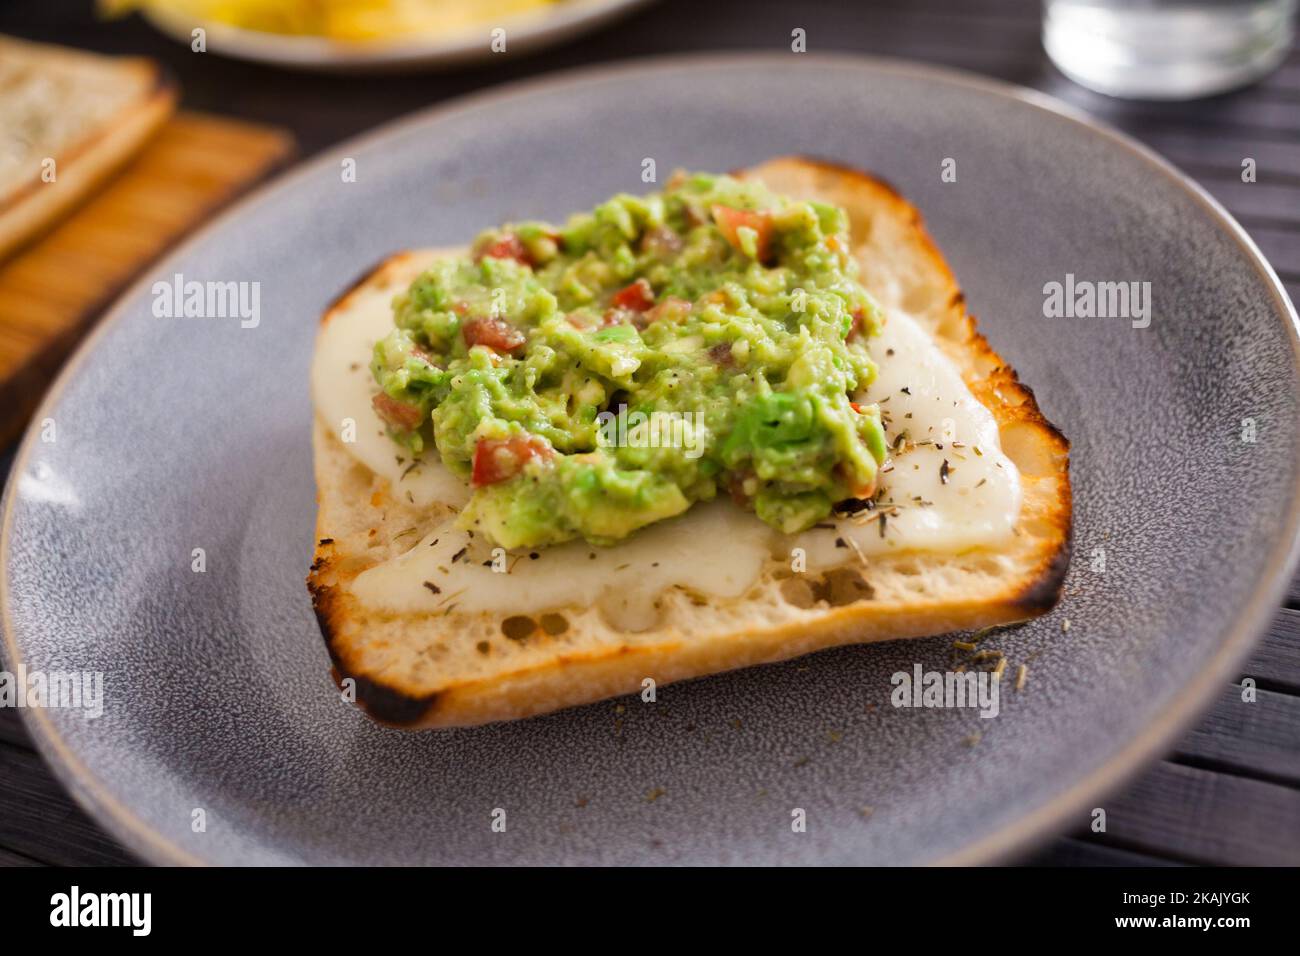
left=1, top=0, right=1298, bottom=866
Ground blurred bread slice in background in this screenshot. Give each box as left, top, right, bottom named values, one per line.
left=0, top=34, right=176, bottom=262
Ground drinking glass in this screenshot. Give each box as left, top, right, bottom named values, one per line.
left=1043, top=0, right=1296, bottom=98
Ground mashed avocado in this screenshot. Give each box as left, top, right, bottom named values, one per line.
left=370, top=171, right=887, bottom=549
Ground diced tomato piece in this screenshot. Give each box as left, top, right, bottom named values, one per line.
left=474, top=233, right=532, bottom=267
left=711, top=204, right=774, bottom=262
left=372, top=393, right=424, bottom=431
left=462, top=316, right=526, bottom=354
left=850, top=401, right=864, bottom=414
left=610, top=278, right=655, bottom=312
left=642, top=295, right=692, bottom=328
left=847, top=307, right=866, bottom=342
left=471, top=435, right=554, bottom=486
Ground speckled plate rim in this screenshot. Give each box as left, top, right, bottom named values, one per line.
left=3, top=52, right=1298, bottom=867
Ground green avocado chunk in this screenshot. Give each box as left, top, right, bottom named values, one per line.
left=371, top=171, right=887, bottom=549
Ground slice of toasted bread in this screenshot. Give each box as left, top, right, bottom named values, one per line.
left=0, top=35, right=176, bottom=263
left=307, top=157, right=1071, bottom=728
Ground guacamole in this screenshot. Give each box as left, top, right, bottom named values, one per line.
left=370, top=171, right=887, bottom=549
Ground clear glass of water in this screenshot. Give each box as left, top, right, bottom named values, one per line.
left=1043, top=0, right=1297, bottom=99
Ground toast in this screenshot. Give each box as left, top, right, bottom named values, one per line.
left=0, top=35, right=176, bottom=262
left=307, top=157, right=1071, bottom=728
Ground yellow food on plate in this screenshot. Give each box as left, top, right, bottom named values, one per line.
left=101, top=0, right=561, bottom=42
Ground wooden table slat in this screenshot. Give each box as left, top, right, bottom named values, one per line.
left=1097, top=760, right=1300, bottom=865
left=1189, top=177, right=1300, bottom=228
left=1174, top=686, right=1300, bottom=785
left=1135, top=130, right=1300, bottom=185
left=1259, top=61, right=1300, bottom=96
left=1046, top=89, right=1300, bottom=138
left=0, top=708, right=34, bottom=750
left=1234, top=223, right=1300, bottom=277
left=0, top=743, right=138, bottom=866
left=1245, top=608, right=1300, bottom=688
left=1023, top=835, right=1185, bottom=867
left=0, top=846, right=43, bottom=867
left=876, top=0, right=1041, bottom=21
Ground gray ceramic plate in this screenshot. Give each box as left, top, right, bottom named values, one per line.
left=3, top=54, right=1298, bottom=866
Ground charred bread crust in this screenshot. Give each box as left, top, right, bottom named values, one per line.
left=311, top=569, right=440, bottom=726
left=322, top=251, right=425, bottom=325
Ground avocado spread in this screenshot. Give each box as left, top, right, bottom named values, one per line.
left=370, top=171, right=887, bottom=549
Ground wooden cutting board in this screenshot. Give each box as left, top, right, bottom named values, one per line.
left=0, top=111, right=295, bottom=446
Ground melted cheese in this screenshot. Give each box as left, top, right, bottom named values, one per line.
left=311, top=259, right=470, bottom=509
left=795, top=306, right=1022, bottom=569
left=315, top=265, right=1021, bottom=621
left=351, top=501, right=774, bottom=630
